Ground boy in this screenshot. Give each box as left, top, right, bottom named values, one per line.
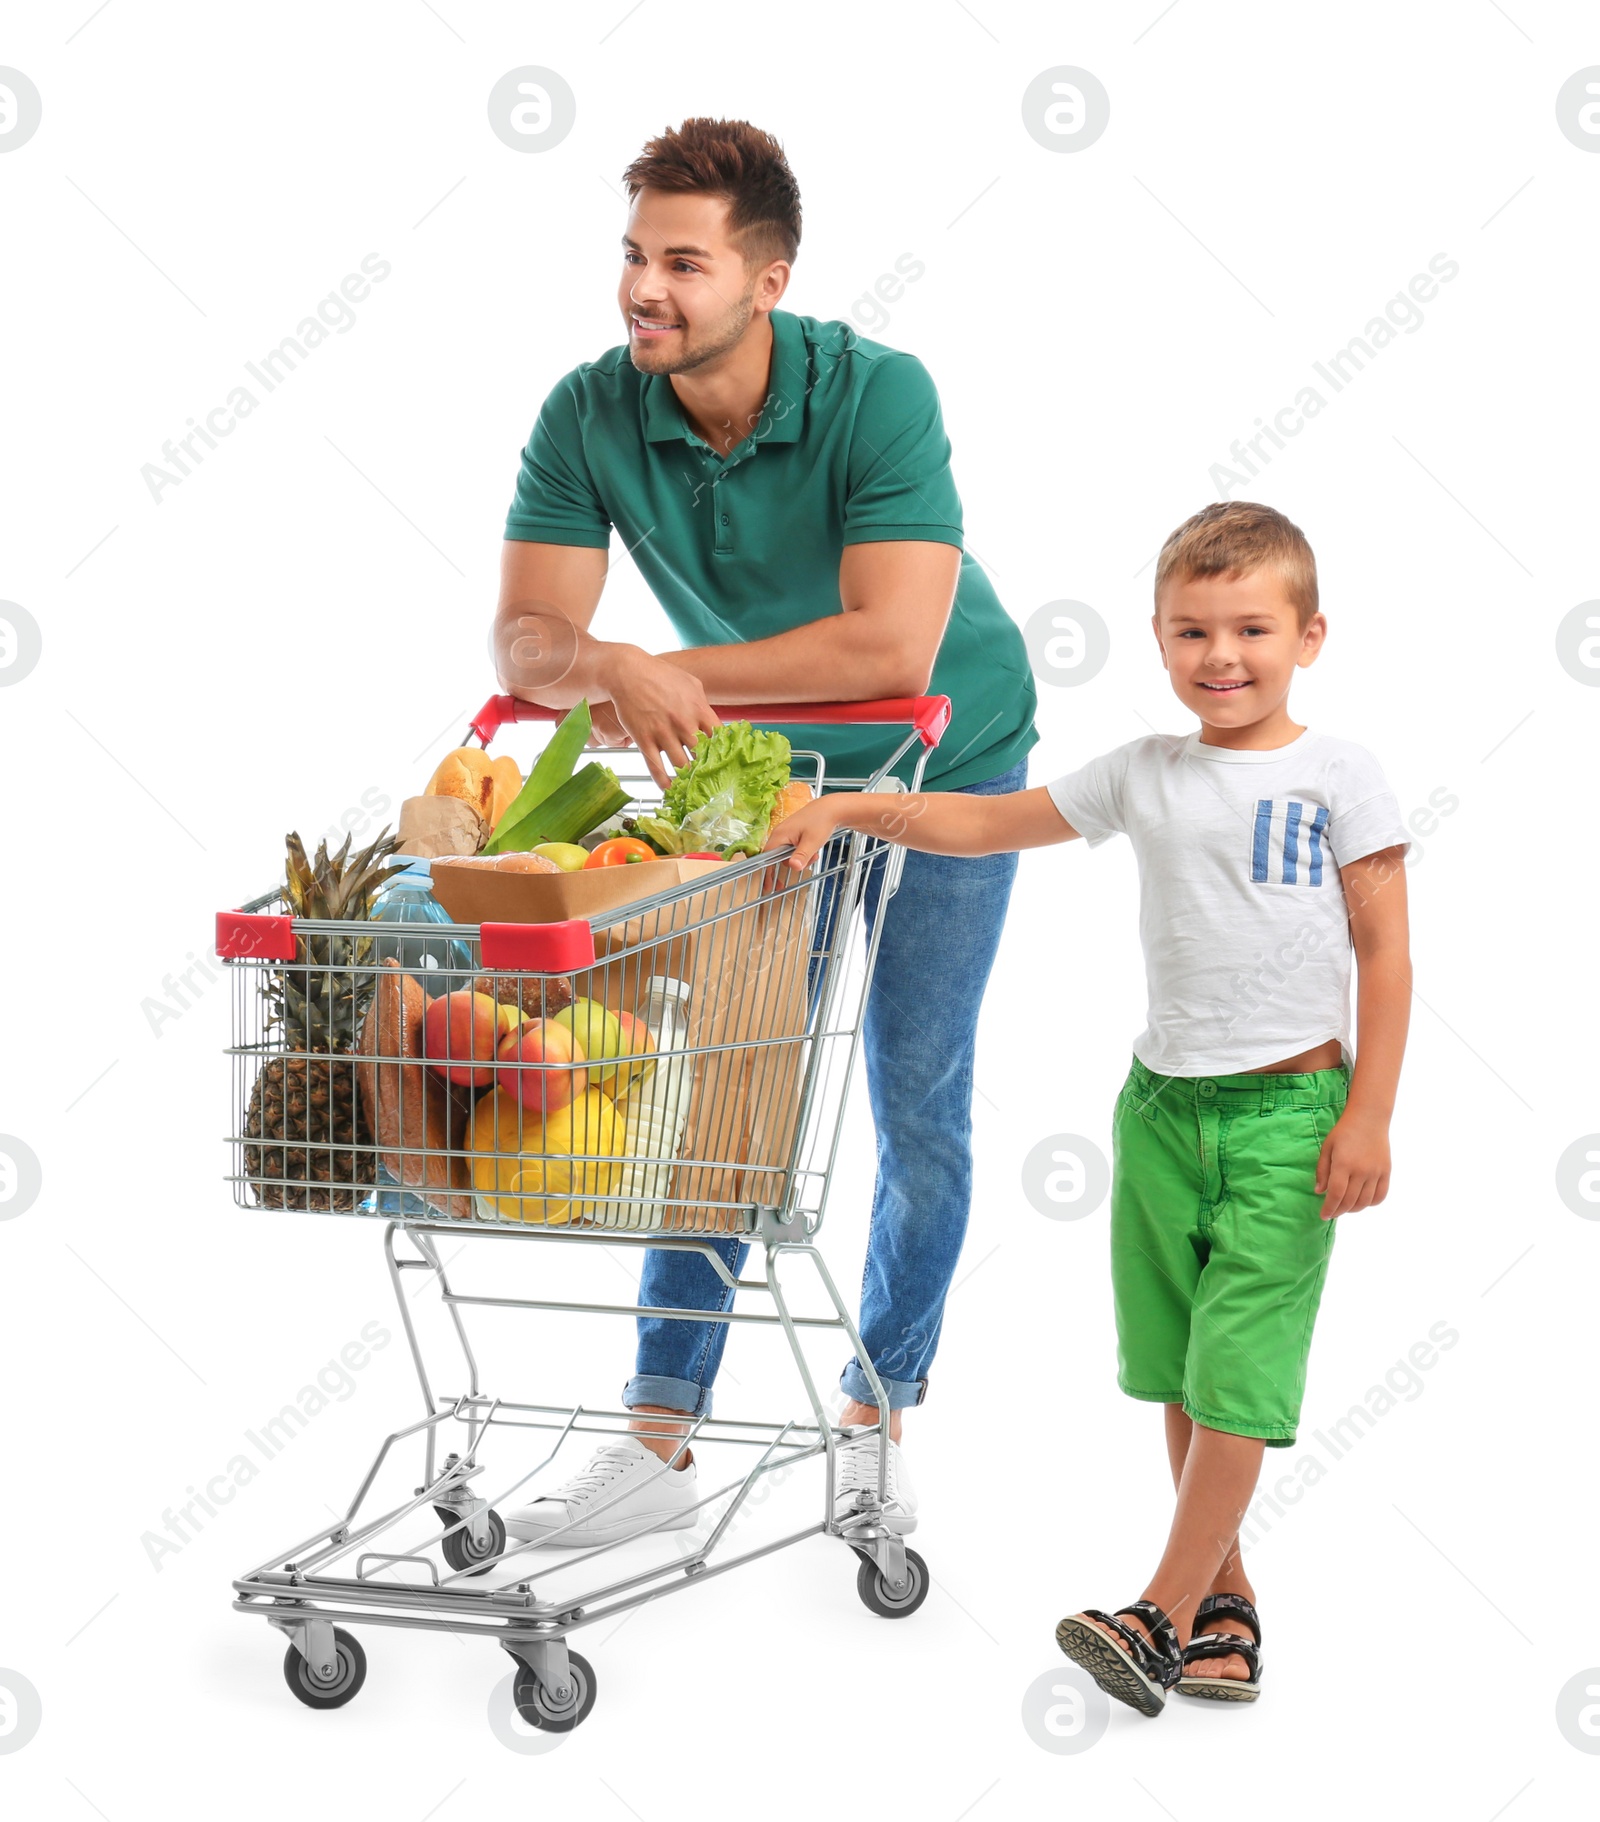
left=768, top=500, right=1412, bottom=1714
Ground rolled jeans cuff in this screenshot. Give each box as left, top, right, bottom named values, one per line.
left=840, top=1360, right=927, bottom=1412
left=622, top=1374, right=713, bottom=1420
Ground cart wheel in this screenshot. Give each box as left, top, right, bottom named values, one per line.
left=282, top=1628, right=367, bottom=1708
left=855, top=1547, right=929, bottom=1619
left=441, top=1507, right=507, bottom=1576
left=513, top=1649, right=597, bottom=1732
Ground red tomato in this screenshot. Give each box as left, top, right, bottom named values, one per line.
left=585, top=837, right=658, bottom=869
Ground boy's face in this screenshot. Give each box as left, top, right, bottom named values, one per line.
left=1153, top=567, right=1325, bottom=730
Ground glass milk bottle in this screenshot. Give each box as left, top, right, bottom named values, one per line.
left=613, top=977, right=693, bottom=1227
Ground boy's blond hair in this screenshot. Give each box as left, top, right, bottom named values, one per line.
left=1154, top=501, right=1319, bottom=631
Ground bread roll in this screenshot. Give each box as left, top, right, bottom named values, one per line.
left=425, top=747, right=498, bottom=825
left=768, top=780, right=816, bottom=831
left=473, top=972, right=576, bottom=1022
left=492, top=851, right=561, bottom=874
left=431, top=851, right=557, bottom=872
left=489, top=755, right=522, bottom=828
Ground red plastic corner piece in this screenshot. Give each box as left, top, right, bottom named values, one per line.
left=912, top=695, right=952, bottom=748
left=480, top=919, right=596, bottom=974
left=216, top=911, right=296, bottom=962
left=466, top=694, right=560, bottom=746
left=467, top=694, right=517, bottom=746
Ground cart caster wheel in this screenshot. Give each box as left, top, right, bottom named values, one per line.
left=513, top=1649, right=597, bottom=1732
left=855, top=1547, right=929, bottom=1619
left=283, top=1628, right=367, bottom=1708
left=440, top=1507, right=507, bottom=1576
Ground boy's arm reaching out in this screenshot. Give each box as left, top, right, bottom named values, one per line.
left=1316, top=843, right=1412, bottom=1219
left=767, top=785, right=1080, bottom=870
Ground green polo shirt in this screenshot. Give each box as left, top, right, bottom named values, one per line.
left=503, top=308, right=1038, bottom=791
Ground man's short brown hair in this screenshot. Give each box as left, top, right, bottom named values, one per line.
left=1154, top=501, right=1319, bottom=629
left=622, top=118, right=801, bottom=268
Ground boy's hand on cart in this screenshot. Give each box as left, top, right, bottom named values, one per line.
left=1314, top=1108, right=1392, bottom=1219
left=602, top=647, right=720, bottom=789
left=765, top=795, right=849, bottom=870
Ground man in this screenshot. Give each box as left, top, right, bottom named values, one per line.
left=491, top=119, right=1037, bottom=1543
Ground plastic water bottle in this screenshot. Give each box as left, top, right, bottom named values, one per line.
left=613, top=977, right=694, bottom=1227
left=367, top=860, right=471, bottom=999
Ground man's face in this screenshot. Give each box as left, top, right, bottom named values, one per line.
left=1153, top=567, right=1325, bottom=728
left=618, top=187, right=781, bottom=376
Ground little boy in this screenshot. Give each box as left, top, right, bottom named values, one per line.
left=768, top=500, right=1412, bottom=1714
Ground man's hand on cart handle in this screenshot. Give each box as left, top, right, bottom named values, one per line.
left=586, top=701, right=632, bottom=749
left=597, top=646, right=721, bottom=789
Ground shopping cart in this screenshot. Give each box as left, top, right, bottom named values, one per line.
left=219, top=694, right=951, bottom=1729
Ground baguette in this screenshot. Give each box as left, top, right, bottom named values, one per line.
left=357, top=961, right=476, bottom=1218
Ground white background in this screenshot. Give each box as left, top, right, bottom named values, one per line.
left=2, top=0, right=1598, bottom=1814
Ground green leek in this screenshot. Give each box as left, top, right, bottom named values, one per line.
left=489, top=699, right=592, bottom=839
left=488, top=762, right=629, bottom=853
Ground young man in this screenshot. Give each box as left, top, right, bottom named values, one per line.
left=770, top=502, right=1412, bottom=1712
left=490, top=119, right=1038, bottom=1544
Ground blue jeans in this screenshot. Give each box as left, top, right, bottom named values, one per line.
left=623, top=758, right=1027, bottom=1417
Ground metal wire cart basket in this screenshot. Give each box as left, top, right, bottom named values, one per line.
left=219, top=694, right=951, bottom=1729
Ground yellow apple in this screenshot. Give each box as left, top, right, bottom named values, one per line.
left=532, top=842, right=591, bottom=873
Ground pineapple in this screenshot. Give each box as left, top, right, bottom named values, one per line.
left=243, top=828, right=404, bottom=1210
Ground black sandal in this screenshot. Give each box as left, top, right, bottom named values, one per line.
left=1054, top=1598, right=1184, bottom=1717
left=1176, top=1592, right=1263, bottom=1702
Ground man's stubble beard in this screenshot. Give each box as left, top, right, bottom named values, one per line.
left=627, top=283, right=757, bottom=377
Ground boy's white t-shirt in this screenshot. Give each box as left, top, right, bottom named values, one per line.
left=1046, top=728, right=1410, bottom=1076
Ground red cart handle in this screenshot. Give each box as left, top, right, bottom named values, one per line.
left=466, top=693, right=951, bottom=750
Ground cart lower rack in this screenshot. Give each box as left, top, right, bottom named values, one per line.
left=220, top=695, right=949, bottom=1728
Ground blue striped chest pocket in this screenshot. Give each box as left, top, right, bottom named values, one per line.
left=1250, top=798, right=1329, bottom=886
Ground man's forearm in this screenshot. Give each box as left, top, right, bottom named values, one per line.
left=494, top=605, right=641, bottom=710
left=660, top=611, right=932, bottom=704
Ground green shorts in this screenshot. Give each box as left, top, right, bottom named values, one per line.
left=1110, top=1054, right=1351, bottom=1448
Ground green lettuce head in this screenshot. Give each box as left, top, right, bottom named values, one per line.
left=661, top=722, right=792, bottom=855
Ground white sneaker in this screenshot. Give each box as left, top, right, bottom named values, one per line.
left=832, top=1424, right=918, bottom=1526
left=503, top=1435, right=698, bottom=1547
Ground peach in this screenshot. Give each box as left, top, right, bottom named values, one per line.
left=422, top=990, right=503, bottom=1087
left=494, top=1016, right=588, bottom=1115
left=608, top=1009, right=658, bottom=1099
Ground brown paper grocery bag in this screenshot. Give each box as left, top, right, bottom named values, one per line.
left=640, top=863, right=814, bottom=1230
left=732, top=870, right=814, bottom=1212
left=397, top=794, right=487, bottom=858
left=585, top=869, right=752, bottom=1229
left=598, top=863, right=816, bottom=1233
left=431, top=855, right=815, bottom=1233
